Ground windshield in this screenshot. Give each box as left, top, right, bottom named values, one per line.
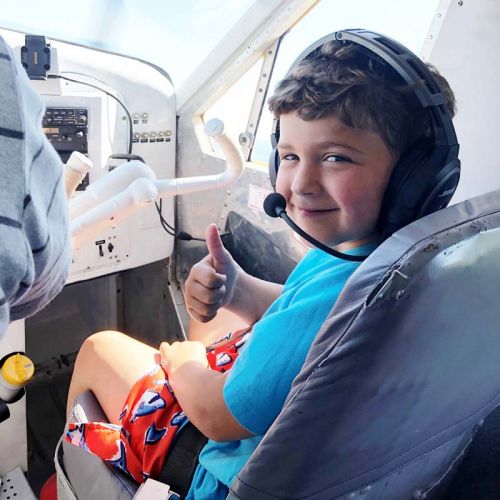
left=0, top=0, right=256, bottom=88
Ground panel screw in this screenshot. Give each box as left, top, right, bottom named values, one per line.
left=239, top=132, right=253, bottom=146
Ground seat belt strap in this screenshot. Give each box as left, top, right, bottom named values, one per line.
left=158, top=421, right=208, bottom=496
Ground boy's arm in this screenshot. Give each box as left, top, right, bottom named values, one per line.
left=161, top=341, right=253, bottom=441
left=225, top=270, right=283, bottom=325
left=188, top=275, right=283, bottom=345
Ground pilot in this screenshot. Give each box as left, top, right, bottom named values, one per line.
left=0, top=35, right=71, bottom=338
left=65, top=33, right=457, bottom=499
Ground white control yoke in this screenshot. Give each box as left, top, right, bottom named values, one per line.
left=69, top=119, right=244, bottom=248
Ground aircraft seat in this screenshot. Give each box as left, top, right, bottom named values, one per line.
left=56, top=188, right=500, bottom=499
left=55, top=391, right=138, bottom=500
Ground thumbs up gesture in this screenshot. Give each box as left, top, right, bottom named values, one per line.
left=184, top=224, right=238, bottom=323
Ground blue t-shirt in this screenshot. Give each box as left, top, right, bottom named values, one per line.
left=186, top=244, right=375, bottom=499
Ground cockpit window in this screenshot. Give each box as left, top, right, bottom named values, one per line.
left=0, top=0, right=256, bottom=88
left=203, top=58, right=264, bottom=159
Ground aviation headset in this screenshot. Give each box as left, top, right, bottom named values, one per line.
left=268, top=29, right=460, bottom=239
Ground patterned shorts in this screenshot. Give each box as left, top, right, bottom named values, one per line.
left=65, top=327, right=251, bottom=484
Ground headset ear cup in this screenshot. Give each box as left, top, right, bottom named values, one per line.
left=378, top=144, right=433, bottom=238
left=268, top=147, right=280, bottom=190
left=379, top=144, right=460, bottom=239
left=418, top=158, right=460, bottom=217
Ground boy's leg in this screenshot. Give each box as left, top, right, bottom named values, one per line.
left=66, top=330, right=160, bottom=423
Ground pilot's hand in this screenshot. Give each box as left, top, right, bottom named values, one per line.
left=184, top=223, right=238, bottom=323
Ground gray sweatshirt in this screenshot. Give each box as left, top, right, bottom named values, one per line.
left=0, top=35, right=71, bottom=338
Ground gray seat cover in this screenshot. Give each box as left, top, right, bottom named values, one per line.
left=230, top=189, right=500, bottom=499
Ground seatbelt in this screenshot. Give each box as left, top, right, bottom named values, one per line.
left=158, top=421, right=208, bottom=497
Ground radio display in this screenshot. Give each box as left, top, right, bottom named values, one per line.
left=43, top=127, right=60, bottom=134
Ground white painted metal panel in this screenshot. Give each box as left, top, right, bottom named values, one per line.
left=425, top=0, right=500, bottom=203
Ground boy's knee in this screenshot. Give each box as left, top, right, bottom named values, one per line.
left=79, top=330, right=125, bottom=360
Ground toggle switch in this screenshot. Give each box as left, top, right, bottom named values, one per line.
left=95, top=239, right=105, bottom=257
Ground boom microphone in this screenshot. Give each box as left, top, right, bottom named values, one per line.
left=263, top=193, right=367, bottom=262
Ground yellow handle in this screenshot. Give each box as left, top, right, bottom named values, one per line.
left=1, top=354, right=35, bottom=387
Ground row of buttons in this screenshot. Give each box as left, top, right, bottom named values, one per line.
left=44, top=108, right=88, bottom=125
left=132, top=130, right=172, bottom=143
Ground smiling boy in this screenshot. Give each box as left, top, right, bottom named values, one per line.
left=66, top=36, right=456, bottom=499
left=275, top=112, right=394, bottom=251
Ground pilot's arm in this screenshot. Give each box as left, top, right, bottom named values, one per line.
left=0, top=36, right=71, bottom=337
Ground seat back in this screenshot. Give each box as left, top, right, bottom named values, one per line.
left=230, top=189, right=500, bottom=499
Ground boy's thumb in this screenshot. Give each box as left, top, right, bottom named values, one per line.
left=206, top=224, right=229, bottom=271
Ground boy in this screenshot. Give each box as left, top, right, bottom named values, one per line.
left=66, top=35, right=456, bottom=499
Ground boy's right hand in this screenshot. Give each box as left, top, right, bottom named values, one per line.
left=184, top=224, right=238, bottom=323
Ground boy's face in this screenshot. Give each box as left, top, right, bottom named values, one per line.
left=275, top=112, right=396, bottom=250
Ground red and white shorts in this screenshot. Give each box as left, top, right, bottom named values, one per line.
left=65, top=327, right=251, bottom=484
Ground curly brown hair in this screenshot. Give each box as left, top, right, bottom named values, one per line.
left=268, top=39, right=456, bottom=157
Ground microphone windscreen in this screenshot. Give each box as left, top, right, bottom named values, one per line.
left=263, top=193, right=286, bottom=218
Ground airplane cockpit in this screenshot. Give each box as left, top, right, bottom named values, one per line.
left=1, top=1, right=500, bottom=499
